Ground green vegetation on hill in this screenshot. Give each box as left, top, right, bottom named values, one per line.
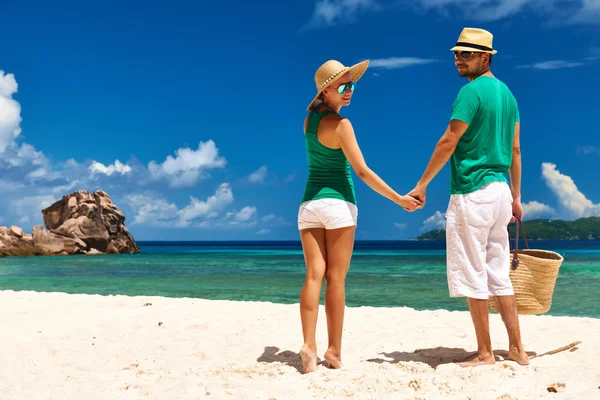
left=416, top=217, right=600, bottom=241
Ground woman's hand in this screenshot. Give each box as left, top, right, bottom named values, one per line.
left=397, top=194, right=422, bottom=212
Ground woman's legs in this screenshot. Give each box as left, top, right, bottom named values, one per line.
left=323, top=226, right=355, bottom=368
left=299, top=228, right=327, bottom=373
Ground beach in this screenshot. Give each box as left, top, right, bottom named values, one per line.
left=0, top=290, right=598, bottom=399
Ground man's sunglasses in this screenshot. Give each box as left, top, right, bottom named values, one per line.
left=454, top=51, right=482, bottom=60
left=337, top=81, right=355, bottom=94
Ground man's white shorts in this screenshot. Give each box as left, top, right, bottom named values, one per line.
left=297, top=199, right=358, bottom=230
left=446, top=181, right=514, bottom=300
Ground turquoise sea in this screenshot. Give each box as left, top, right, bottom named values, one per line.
left=0, top=240, right=598, bottom=318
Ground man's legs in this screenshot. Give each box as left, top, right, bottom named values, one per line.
left=487, top=182, right=529, bottom=365
left=494, top=295, right=529, bottom=365
left=459, top=298, right=495, bottom=366
left=446, top=182, right=507, bottom=367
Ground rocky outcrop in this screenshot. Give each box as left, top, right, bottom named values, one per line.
left=0, top=190, right=139, bottom=257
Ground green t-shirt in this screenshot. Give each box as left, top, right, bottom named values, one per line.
left=449, top=76, right=520, bottom=194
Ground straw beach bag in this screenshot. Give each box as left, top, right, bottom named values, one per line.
left=488, top=216, right=564, bottom=315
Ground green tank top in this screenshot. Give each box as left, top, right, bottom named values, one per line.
left=301, top=110, right=356, bottom=205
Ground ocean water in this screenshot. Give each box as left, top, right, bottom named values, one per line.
left=0, top=240, right=598, bottom=318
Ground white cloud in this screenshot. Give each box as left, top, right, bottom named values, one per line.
left=229, top=206, right=257, bottom=222
left=394, top=222, right=408, bottom=229
left=26, top=167, right=49, bottom=180
left=541, top=162, right=600, bottom=218
left=257, top=228, right=271, bottom=235
left=421, top=210, right=446, bottom=232
left=50, top=180, right=81, bottom=195
left=0, top=179, right=26, bottom=193
left=522, top=200, right=556, bottom=219
left=569, top=0, right=600, bottom=24
left=261, top=214, right=277, bottom=222
left=305, top=0, right=600, bottom=28
left=126, top=183, right=235, bottom=228
left=260, top=214, right=289, bottom=226
left=284, top=172, right=296, bottom=183
left=577, top=145, right=600, bottom=155
left=304, top=0, right=381, bottom=28
left=369, top=57, right=437, bottom=69
left=586, top=47, right=600, bottom=61
left=178, top=183, right=234, bottom=226
left=125, top=183, right=266, bottom=229
left=10, top=195, right=58, bottom=226
left=0, top=71, right=22, bottom=153
left=517, top=60, right=585, bottom=70
left=90, top=160, right=132, bottom=176
left=2, top=143, right=46, bottom=167
left=248, top=165, right=268, bottom=184
left=416, top=0, right=532, bottom=21
left=125, top=194, right=180, bottom=226
left=0, top=71, right=240, bottom=231
left=148, top=140, right=227, bottom=188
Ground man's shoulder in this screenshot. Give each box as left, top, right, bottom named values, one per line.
left=455, top=81, right=479, bottom=100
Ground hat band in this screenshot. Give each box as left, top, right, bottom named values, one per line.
left=319, top=67, right=347, bottom=90
left=455, top=41, right=493, bottom=52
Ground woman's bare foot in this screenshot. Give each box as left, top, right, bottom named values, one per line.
left=456, top=352, right=495, bottom=368
left=300, top=344, right=317, bottom=374
left=508, top=347, right=530, bottom=366
left=324, top=348, right=342, bottom=369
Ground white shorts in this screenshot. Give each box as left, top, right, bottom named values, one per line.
left=297, top=199, right=358, bottom=230
left=445, top=181, right=514, bottom=300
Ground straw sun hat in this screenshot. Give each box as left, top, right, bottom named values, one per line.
left=450, top=27, right=498, bottom=55
left=307, top=59, right=370, bottom=111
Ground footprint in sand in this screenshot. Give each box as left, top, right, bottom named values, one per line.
left=501, top=363, right=518, bottom=378
left=408, top=378, right=422, bottom=391
left=496, top=395, right=518, bottom=400
left=136, top=369, right=151, bottom=376
left=187, top=324, right=209, bottom=330
left=547, top=382, right=566, bottom=393
left=120, top=384, right=142, bottom=391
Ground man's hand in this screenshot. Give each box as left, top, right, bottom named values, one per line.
left=408, top=184, right=427, bottom=210
left=397, top=194, right=422, bottom=212
left=511, top=197, right=523, bottom=223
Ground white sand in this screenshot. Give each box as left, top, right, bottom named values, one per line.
left=0, top=290, right=598, bottom=400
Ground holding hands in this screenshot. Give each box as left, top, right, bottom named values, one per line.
left=397, top=194, right=422, bottom=212
left=395, top=183, right=427, bottom=212
left=408, top=183, right=427, bottom=210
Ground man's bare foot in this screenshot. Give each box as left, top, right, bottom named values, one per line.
left=456, top=352, right=495, bottom=368
left=324, top=348, right=342, bottom=369
left=507, top=347, right=530, bottom=366
left=300, top=344, right=317, bottom=374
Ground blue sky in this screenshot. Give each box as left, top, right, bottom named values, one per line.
left=0, top=0, right=598, bottom=241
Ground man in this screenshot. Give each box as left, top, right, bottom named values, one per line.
left=409, top=27, right=529, bottom=367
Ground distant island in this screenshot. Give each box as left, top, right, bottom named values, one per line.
left=416, top=216, right=600, bottom=241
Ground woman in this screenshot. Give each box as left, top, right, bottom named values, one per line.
left=298, top=59, right=420, bottom=373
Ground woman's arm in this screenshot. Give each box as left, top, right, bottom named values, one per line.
left=335, top=118, right=420, bottom=210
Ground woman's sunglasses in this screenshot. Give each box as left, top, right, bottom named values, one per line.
left=337, top=81, right=355, bottom=94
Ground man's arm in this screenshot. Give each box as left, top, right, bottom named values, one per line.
left=417, top=119, right=469, bottom=187
left=509, top=121, right=523, bottom=220
left=409, top=84, right=479, bottom=206
left=509, top=121, right=521, bottom=200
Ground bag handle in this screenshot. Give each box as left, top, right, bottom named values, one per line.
left=511, top=215, right=529, bottom=270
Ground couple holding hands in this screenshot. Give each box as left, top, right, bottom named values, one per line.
left=296, top=28, right=529, bottom=374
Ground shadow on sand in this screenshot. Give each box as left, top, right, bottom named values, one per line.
left=257, top=346, right=326, bottom=373
left=366, top=347, right=537, bottom=368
